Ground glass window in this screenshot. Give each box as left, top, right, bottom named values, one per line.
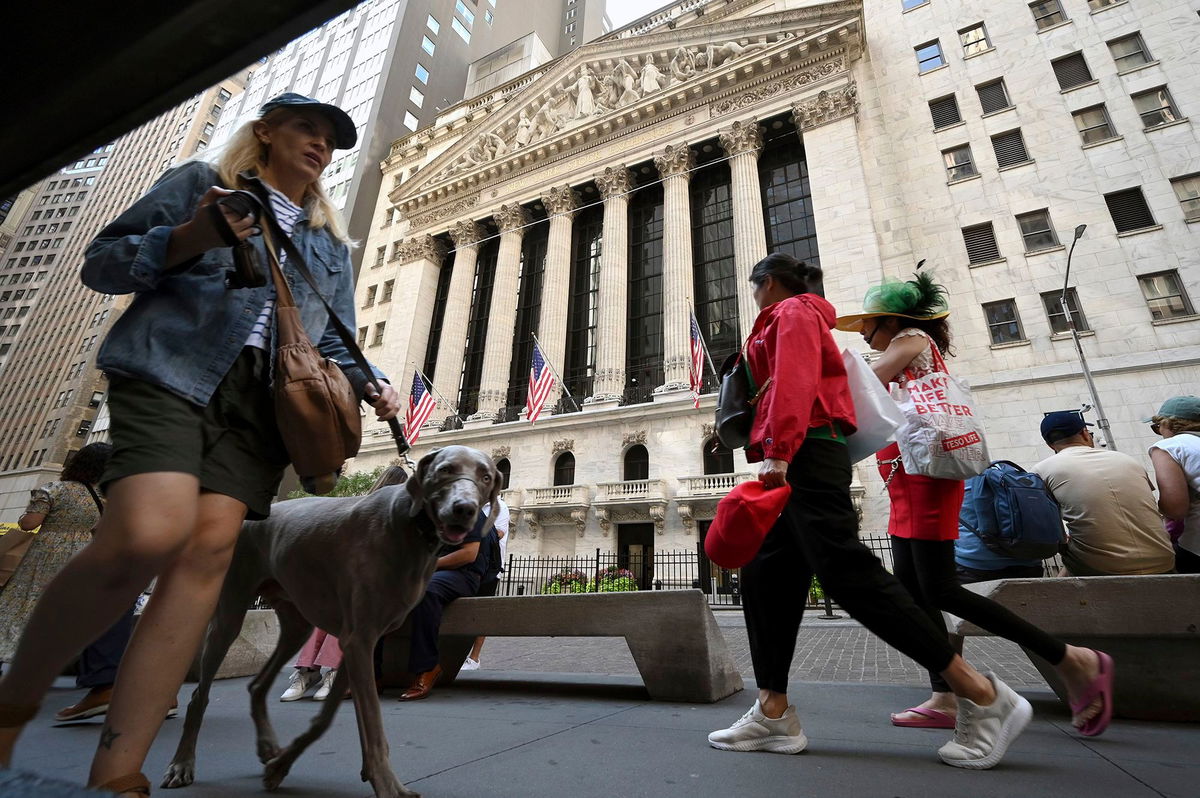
left=426, top=15, right=439, bottom=33
left=381, top=279, right=394, bottom=303
left=456, top=239, right=500, bottom=417
left=943, top=144, right=978, bottom=181
left=1041, top=288, right=1089, bottom=333
left=451, top=17, right=471, bottom=43
left=415, top=63, right=429, bottom=84
left=915, top=40, right=946, bottom=73
left=759, top=131, right=821, bottom=275
left=1072, top=105, right=1116, bottom=144
left=410, top=86, right=424, bottom=107
left=455, top=0, right=475, bottom=25
left=553, top=452, right=576, bottom=486
left=485, top=9, right=493, bottom=24
left=702, top=438, right=735, bottom=474
left=1030, top=0, right=1067, bottom=29
left=506, top=221, right=549, bottom=421
left=626, top=183, right=665, bottom=405
left=375, top=246, right=385, bottom=267
left=1170, top=174, right=1200, bottom=221
left=1138, top=271, right=1194, bottom=320
left=495, top=458, right=511, bottom=490
left=690, top=162, right=740, bottom=388
left=959, top=23, right=991, bottom=56
left=623, top=445, right=649, bottom=481
left=564, top=205, right=603, bottom=410
left=423, top=245, right=456, bottom=380
left=421, top=35, right=436, bottom=55
left=1016, top=209, right=1060, bottom=251
left=902, top=0, right=928, bottom=9
left=1131, top=87, right=1181, bottom=128
left=1108, top=33, right=1151, bottom=71
left=1088, top=0, right=1119, bottom=9
left=983, top=299, right=1026, bottom=343
left=364, top=285, right=377, bottom=307
left=403, top=111, right=419, bottom=131
left=371, top=321, right=386, bottom=346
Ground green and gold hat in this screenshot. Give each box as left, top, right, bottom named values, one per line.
left=835, top=271, right=950, bottom=332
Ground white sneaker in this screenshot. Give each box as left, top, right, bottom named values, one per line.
left=461, top=657, right=480, bottom=671
left=938, top=674, right=1033, bottom=770
left=707, top=700, right=808, bottom=754
left=279, top=669, right=318, bottom=702
left=313, top=669, right=337, bottom=701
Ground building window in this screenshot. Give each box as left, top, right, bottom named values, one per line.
left=364, top=285, right=377, bottom=307
left=403, top=111, right=419, bottom=131
left=959, top=23, right=991, bottom=56
left=451, top=17, right=471, bottom=43
left=702, top=438, right=735, bottom=474
left=553, top=452, right=576, bottom=486
left=1131, top=87, right=1181, bottom=129
left=623, top=445, right=649, bottom=481
left=415, top=64, right=429, bottom=84
left=626, top=183, right=665, bottom=405
left=690, top=162, right=740, bottom=387
left=410, top=86, right=424, bottom=108
left=1052, top=53, right=1093, bottom=90
left=506, top=221, right=549, bottom=420
left=357, top=326, right=368, bottom=346
left=991, top=129, right=1031, bottom=168
left=983, top=299, right=1026, bottom=344
left=371, top=321, right=386, bottom=347
left=962, top=222, right=1001, bottom=264
left=1029, top=0, right=1067, bottom=29
left=1016, top=209, right=1060, bottom=251
left=976, top=78, right=1011, bottom=114
left=1170, top=174, right=1200, bottom=221
left=1041, top=288, right=1089, bottom=333
left=1138, top=271, right=1194, bottom=320
left=375, top=246, right=385, bottom=267
left=455, top=0, right=475, bottom=25
left=564, top=204, right=603, bottom=408
left=426, top=15, right=439, bottom=33
left=422, top=246, right=456, bottom=380
left=759, top=128, right=820, bottom=274
left=915, top=40, right=946, bottom=73
left=485, top=9, right=493, bottom=24
left=421, top=35, right=436, bottom=55
left=381, top=279, right=395, bottom=303
left=902, top=0, right=929, bottom=9
left=1072, top=105, right=1116, bottom=144
left=1104, top=187, right=1157, bottom=232
left=928, top=95, right=962, bottom=129
left=943, top=144, right=978, bottom=181
left=495, top=458, right=510, bottom=490
left=218, top=88, right=232, bottom=102
left=457, top=239, right=500, bottom=417
left=1088, top=0, right=1120, bottom=9
left=1108, top=33, right=1152, bottom=72
left=565, top=22, right=576, bottom=33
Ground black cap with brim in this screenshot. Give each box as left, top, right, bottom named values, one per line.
left=1041, top=410, right=1093, bottom=444
left=259, top=92, right=357, bottom=149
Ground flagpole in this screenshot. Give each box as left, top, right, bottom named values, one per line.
left=529, top=333, right=579, bottom=411
left=690, top=306, right=719, bottom=377
left=412, top=364, right=462, bottom=421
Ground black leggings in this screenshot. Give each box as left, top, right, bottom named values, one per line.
left=741, top=439, right=957, bottom=694
left=890, top=536, right=1067, bottom=693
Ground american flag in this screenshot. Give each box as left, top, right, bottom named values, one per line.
left=405, top=371, right=437, bottom=443
left=526, top=341, right=556, bottom=424
left=688, top=311, right=706, bottom=409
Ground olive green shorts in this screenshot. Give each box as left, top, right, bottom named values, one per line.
left=102, top=347, right=289, bottom=520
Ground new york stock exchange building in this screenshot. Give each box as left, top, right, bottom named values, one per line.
left=349, top=0, right=1199, bottom=578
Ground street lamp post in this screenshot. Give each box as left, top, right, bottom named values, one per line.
left=1060, top=224, right=1118, bottom=450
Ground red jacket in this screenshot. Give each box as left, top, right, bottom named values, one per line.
left=744, top=294, right=857, bottom=463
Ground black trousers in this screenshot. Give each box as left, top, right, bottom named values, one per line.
left=1175, top=544, right=1200, bottom=574
left=741, top=439, right=957, bottom=694
left=890, top=537, right=1066, bottom=693
left=407, top=569, right=480, bottom=674
left=76, top=605, right=135, bottom=689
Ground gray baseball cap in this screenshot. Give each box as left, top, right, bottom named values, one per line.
left=259, top=92, right=357, bottom=149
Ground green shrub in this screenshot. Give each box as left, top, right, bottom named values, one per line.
left=543, top=568, right=590, bottom=594
left=286, top=465, right=390, bottom=500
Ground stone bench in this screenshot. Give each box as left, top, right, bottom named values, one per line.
left=946, top=574, right=1200, bottom=722
left=380, top=589, right=744, bottom=703
left=185, top=608, right=279, bottom=682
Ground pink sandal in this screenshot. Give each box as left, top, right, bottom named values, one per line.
left=1071, top=650, right=1114, bottom=737
left=891, top=706, right=956, bottom=729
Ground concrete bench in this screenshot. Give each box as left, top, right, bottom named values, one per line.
left=947, top=574, right=1200, bottom=722
left=380, top=590, right=744, bottom=703
left=186, top=608, right=279, bottom=682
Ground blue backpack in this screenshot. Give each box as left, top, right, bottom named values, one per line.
left=959, top=461, right=1065, bottom=559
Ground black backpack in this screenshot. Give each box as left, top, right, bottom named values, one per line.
left=715, top=351, right=769, bottom=449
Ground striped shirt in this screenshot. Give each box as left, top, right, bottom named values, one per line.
left=244, top=185, right=303, bottom=350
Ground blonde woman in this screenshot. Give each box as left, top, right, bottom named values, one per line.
left=0, top=94, right=400, bottom=796
left=1149, top=395, right=1200, bottom=573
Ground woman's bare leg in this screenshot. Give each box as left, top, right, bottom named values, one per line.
left=88, top=491, right=247, bottom=791
left=0, top=473, right=200, bottom=766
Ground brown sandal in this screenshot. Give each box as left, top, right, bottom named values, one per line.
left=0, top=702, right=39, bottom=727
left=96, top=772, right=151, bottom=795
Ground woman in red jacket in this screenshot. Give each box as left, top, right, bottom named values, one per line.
left=707, top=254, right=1031, bottom=770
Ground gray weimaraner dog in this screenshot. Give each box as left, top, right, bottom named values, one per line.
left=161, top=445, right=501, bottom=798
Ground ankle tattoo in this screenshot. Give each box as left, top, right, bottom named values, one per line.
left=99, top=723, right=122, bottom=750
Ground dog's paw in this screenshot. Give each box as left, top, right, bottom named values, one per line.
left=161, top=760, right=196, bottom=789
left=256, top=738, right=282, bottom=764
left=262, top=755, right=292, bottom=792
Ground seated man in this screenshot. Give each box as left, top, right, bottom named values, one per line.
left=398, top=511, right=496, bottom=700
left=1032, top=410, right=1175, bottom=576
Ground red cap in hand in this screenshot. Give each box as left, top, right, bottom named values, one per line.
left=704, top=480, right=792, bottom=569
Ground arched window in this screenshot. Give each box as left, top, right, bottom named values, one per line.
left=702, top=437, right=734, bottom=474
left=553, top=451, right=575, bottom=486
left=623, top=444, right=649, bottom=481
left=495, top=458, right=511, bottom=491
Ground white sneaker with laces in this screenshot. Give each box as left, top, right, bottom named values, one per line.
left=279, top=669, right=318, bottom=702
left=938, top=673, right=1033, bottom=770
left=707, top=699, right=808, bottom=754
left=313, top=669, right=337, bottom=701
left=461, top=657, right=480, bottom=671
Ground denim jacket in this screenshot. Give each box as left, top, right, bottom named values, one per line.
left=82, top=161, right=385, bottom=406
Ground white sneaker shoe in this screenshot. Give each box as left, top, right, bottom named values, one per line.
left=313, top=669, right=337, bottom=701
left=461, top=657, right=480, bottom=671
left=279, top=669, right=318, bottom=702
left=938, top=674, right=1033, bottom=770
left=707, top=700, right=808, bottom=754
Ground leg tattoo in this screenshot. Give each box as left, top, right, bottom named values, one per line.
left=99, top=724, right=122, bottom=750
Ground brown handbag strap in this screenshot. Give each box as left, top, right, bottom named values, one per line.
left=74, top=481, right=103, bottom=516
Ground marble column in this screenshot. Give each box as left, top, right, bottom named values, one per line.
left=587, top=165, right=634, bottom=406
left=652, top=144, right=696, bottom=395
left=718, top=119, right=768, bottom=339
left=432, top=220, right=484, bottom=421
left=536, top=184, right=580, bottom=412
left=470, top=203, right=530, bottom=422
left=397, top=234, right=449, bottom=384
left=790, top=82, right=881, bottom=303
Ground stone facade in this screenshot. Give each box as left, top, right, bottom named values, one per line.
left=349, top=0, right=1199, bottom=556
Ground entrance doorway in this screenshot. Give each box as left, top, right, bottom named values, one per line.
left=617, top=523, right=655, bottom=590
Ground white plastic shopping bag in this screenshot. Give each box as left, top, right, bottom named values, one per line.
left=892, top=344, right=989, bottom=479
left=841, top=348, right=905, bottom=463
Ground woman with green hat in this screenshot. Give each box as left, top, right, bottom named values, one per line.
left=836, top=273, right=1113, bottom=737
left=1148, top=395, right=1200, bottom=573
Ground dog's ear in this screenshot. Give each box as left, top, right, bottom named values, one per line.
left=406, top=449, right=440, bottom=517
left=480, top=458, right=504, bottom=534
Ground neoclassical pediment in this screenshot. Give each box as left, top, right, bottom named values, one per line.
left=390, top=2, right=863, bottom=222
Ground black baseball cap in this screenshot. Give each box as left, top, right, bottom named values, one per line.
left=259, top=92, right=357, bottom=149
left=1040, top=410, right=1093, bottom=444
